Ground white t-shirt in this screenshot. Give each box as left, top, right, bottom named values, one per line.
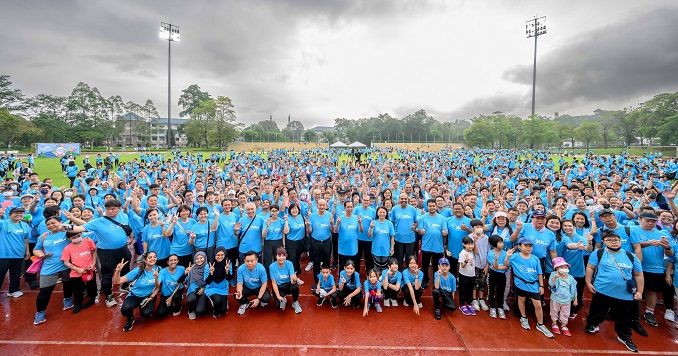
left=458, top=249, right=476, bottom=277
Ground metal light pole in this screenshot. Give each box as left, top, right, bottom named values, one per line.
left=526, top=16, right=546, bottom=117
left=160, top=22, right=180, bottom=148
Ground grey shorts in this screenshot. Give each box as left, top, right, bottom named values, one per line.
left=39, top=269, right=71, bottom=288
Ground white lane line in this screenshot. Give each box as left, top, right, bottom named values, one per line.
left=0, top=340, right=675, bottom=354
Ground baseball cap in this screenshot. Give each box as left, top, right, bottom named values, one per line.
left=9, top=206, right=26, bottom=214
left=438, top=257, right=450, bottom=265
left=531, top=209, right=547, bottom=218
left=494, top=211, right=507, bottom=218
left=227, top=190, right=236, bottom=195
left=598, top=208, right=615, bottom=216
left=517, top=237, right=533, bottom=245
left=639, top=211, right=658, bottom=221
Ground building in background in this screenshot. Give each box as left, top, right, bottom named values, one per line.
left=117, top=113, right=188, bottom=148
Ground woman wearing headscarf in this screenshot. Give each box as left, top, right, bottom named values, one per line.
left=204, top=246, right=233, bottom=318
left=185, top=251, right=208, bottom=319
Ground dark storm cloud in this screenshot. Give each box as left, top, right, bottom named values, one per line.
left=394, top=92, right=529, bottom=123
left=503, top=6, right=678, bottom=108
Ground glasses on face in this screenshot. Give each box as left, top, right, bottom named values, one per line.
left=603, top=238, right=621, bottom=243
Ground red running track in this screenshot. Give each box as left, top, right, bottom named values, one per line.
left=1, top=261, right=677, bottom=355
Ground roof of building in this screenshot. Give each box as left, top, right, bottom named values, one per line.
left=309, top=126, right=335, bottom=132
left=150, top=117, right=188, bottom=125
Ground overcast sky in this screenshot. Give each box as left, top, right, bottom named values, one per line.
left=1, top=0, right=677, bottom=128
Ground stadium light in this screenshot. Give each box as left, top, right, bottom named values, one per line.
left=160, top=22, right=180, bottom=148
left=526, top=16, right=546, bottom=117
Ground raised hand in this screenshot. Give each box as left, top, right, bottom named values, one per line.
left=209, top=262, right=215, bottom=275
left=186, top=262, right=193, bottom=274
left=115, top=258, right=128, bottom=272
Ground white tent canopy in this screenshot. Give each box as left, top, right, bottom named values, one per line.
left=329, top=141, right=348, bottom=148
left=347, top=141, right=367, bottom=148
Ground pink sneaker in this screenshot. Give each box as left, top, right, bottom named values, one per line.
left=552, top=324, right=561, bottom=335
left=561, top=326, right=571, bottom=337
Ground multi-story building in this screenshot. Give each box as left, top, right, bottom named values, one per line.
left=117, top=113, right=188, bottom=148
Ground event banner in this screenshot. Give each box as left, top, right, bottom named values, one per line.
left=36, top=143, right=81, bottom=158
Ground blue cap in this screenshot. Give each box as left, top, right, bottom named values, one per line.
left=438, top=257, right=450, bottom=265
left=517, top=237, right=533, bottom=245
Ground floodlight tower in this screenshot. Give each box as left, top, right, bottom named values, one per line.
left=160, top=22, right=180, bottom=148
left=526, top=16, right=546, bottom=117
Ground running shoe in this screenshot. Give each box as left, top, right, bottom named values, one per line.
left=105, top=295, right=117, bottom=307
left=280, top=298, right=287, bottom=310
left=9, top=291, right=23, bottom=298
left=665, top=309, right=675, bottom=322
left=489, top=308, right=497, bottom=319
left=569, top=313, right=577, bottom=319
left=632, top=322, right=648, bottom=336
left=316, top=297, right=325, bottom=306
left=617, top=336, right=639, bottom=353
left=520, top=317, right=530, bottom=330
left=330, top=298, right=338, bottom=309
left=417, top=302, right=423, bottom=309
left=503, top=302, right=510, bottom=311
left=471, top=299, right=480, bottom=311
left=479, top=299, right=489, bottom=311
left=498, top=309, right=506, bottom=319
left=383, top=299, right=390, bottom=307
left=460, top=305, right=471, bottom=316
left=644, top=312, right=659, bottom=327
left=292, top=301, right=302, bottom=314
left=305, top=262, right=314, bottom=272
left=33, top=311, right=46, bottom=325
left=469, top=306, right=476, bottom=316
left=391, top=299, right=398, bottom=307
left=434, top=309, right=441, bottom=320
left=375, top=303, right=383, bottom=313
left=296, top=278, right=304, bottom=286
left=62, top=297, right=74, bottom=311
left=123, top=318, right=134, bottom=332
left=561, top=326, right=571, bottom=337
left=403, top=300, right=409, bottom=307
left=237, top=304, right=248, bottom=315
left=536, top=324, right=554, bottom=338
left=188, top=311, right=196, bottom=320
left=551, top=324, right=561, bottom=335
left=585, top=324, right=599, bottom=334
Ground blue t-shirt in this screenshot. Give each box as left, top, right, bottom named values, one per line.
left=159, top=266, right=185, bottom=296
left=192, top=220, right=211, bottom=249
left=391, top=205, right=418, bottom=243
left=518, top=224, right=556, bottom=259
left=510, top=253, right=542, bottom=293
left=337, top=215, right=359, bottom=256
left=264, top=218, right=284, bottom=241
left=238, top=215, right=265, bottom=253
left=269, top=260, right=295, bottom=285
left=0, top=220, right=30, bottom=258
left=309, top=212, right=332, bottom=241
left=215, top=214, right=238, bottom=249
left=371, top=219, right=395, bottom=257
left=35, top=231, right=69, bottom=275
left=487, top=249, right=508, bottom=273
left=354, top=206, right=375, bottom=242
left=142, top=224, right=171, bottom=260
left=589, top=249, right=642, bottom=301
left=286, top=215, right=306, bottom=241
left=363, top=279, right=381, bottom=294
left=434, top=271, right=457, bottom=293
left=631, top=226, right=670, bottom=274
left=237, top=263, right=268, bottom=289
left=402, top=268, right=424, bottom=286
left=447, top=215, right=472, bottom=258
left=124, top=266, right=160, bottom=297
left=170, top=219, right=195, bottom=256
left=380, top=269, right=402, bottom=286
left=83, top=213, right=130, bottom=250
left=418, top=213, right=448, bottom=253
left=561, top=233, right=588, bottom=278
left=316, top=273, right=335, bottom=291
left=205, top=262, right=232, bottom=297
left=339, top=270, right=361, bottom=290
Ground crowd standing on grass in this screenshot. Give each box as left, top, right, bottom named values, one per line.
left=1, top=147, right=678, bottom=352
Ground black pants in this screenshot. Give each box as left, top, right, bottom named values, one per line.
left=235, top=285, right=271, bottom=305
left=571, top=276, right=585, bottom=314
left=383, top=287, right=399, bottom=301
left=186, top=292, right=208, bottom=315
left=311, top=238, right=331, bottom=282
left=314, top=288, right=338, bottom=302
left=393, top=241, right=416, bottom=271
left=587, top=292, right=634, bottom=339
left=286, top=239, right=305, bottom=276
left=0, top=258, right=23, bottom=293
left=433, top=288, right=457, bottom=311
left=458, top=274, right=475, bottom=306
left=487, top=270, right=507, bottom=309
left=274, top=282, right=300, bottom=306
left=357, top=240, right=373, bottom=273
left=98, top=246, right=131, bottom=296
left=224, top=246, right=239, bottom=278
left=157, top=293, right=183, bottom=318
left=263, top=239, right=284, bottom=268
left=71, top=275, right=97, bottom=306
left=36, top=282, right=73, bottom=313
left=449, top=257, right=459, bottom=278
left=373, top=255, right=389, bottom=270
left=68, top=176, right=76, bottom=188
left=402, top=286, right=423, bottom=305
left=332, top=232, right=339, bottom=264
left=121, top=294, right=155, bottom=319
left=209, top=293, right=229, bottom=315
left=337, top=287, right=361, bottom=307
left=421, top=250, right=443, bottom=285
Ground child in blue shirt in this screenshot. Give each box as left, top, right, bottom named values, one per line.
left=363, top=268, right=383, bottom=316
left=314, top=264, right=337, bottom=307
left=380, top=258, right=402, bottom=307
left=433, top=257, right=457, bottom=320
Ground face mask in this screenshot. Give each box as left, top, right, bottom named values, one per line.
left=65, top=192, right=73, bottom=197
left=3, top=192, right=12, bottom=197
left=608, top=246, right=622, bottom=252
left=557, top=268, right=569, bottom=276
left=585, top=199, right=593, bottom=205
left=71, top=237, right=83, bottom=244
left=40, top=190, right=49, bottom=195
left=11, top=186, right=17, bottom=191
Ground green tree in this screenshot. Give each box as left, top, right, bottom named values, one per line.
left=209, top=96, right=238, bottom=148
left=184, top=99, right=217, bottom=148
left=303, top=130, right=318, bottom=143
left=575, top=122, right=602, bottom=151
left=0, top=75, right=25, bottom=112
left=0, top=109, right=41, bottom=147
left=463, top=121, right=494, bottom=147
left=599, top=111, right=619, bottom=148
left=178, top=84, right=211, bottom=118
left=558, top=123, right=575, bottom=148
left=285, top=120, right=304, bottom=141
left=612, top=109, right=636, bottom=147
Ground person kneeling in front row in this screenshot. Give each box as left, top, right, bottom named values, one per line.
left=235, top=250, right=271, bottom=315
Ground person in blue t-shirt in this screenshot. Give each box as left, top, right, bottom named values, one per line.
left=269, top=247, right=302, bottom=313
left=141, top=209, right=171, bottom=268
left=362, top=268, right=384, bottom=316
left=380, top=258, right=402, bottom=307
left=337, top=259, right=362, bottom=308
left=234, top=203, right=266, bottom=263
left=416, top=199, right=449, bottom=288
left=205, top=246, right=233, bottom=318
left=391, top=194, right=418, bottom=271
left=0, top=206, right=31, bottom=298
left=114, top=251, right=161, bottom=332
left=262, top=205, right=286, bottom=267
left=307, top=199, right=333, bottom=282
left=157, top=254, right=188, bottom=319
left=432, top=257, right=457, bottom=320
left=314, top=264, right=337, bottom=307
left=235, top=250, right=271, bottom=315
left=402, top=255, right=423, bottom=315
left=585, top=231, right=644, bottom=353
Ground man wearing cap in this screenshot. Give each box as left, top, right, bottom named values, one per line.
left=432, top=257, right=457, bottom=320
left=631, top=211, right=674, bottom=326
left=0, top=206, right=31, bottom=298
left=585, top=231, right=644, bottom=352
left=511, top=209, right=557, bottom=272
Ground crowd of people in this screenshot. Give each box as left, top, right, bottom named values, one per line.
left=1, top=147, right=677, bottom=353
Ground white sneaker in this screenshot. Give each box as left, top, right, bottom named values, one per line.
left=305, top=262, right=314, bottom=272
left=479, top=299, right=489, bottom=311
left=417, top=303, right=423, bottom=309
left=403, top=300, right=409, bottom=307
left=391, top=299, right=398, bottom=307
left=503, top=302, right=511, bottom=311
left=172, top=311, right=181, bottom=317
left=292, top=301, right=302, bottom=314
left=10, top=291, right=23, bottom=298
left=280, top=298, right=287, bottom=310
left=489, top=308, right=497, bottom=318
left=238, top=304, right=248, bottom=315
left=296, top=278, right=305, bottom=286
left=260, top=302, right=267, bottom=307
left=498, top=308, right=506, bottom=319
left=188, top=311, right=196, bottom=320
left=471, top=299, right=480, bottom=311
left=383, top=299, right=391, bottom=307
left=665, top=309, right=676, bottom=322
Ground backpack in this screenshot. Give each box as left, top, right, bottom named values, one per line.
left=591, top=248, right=634, bottom=282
